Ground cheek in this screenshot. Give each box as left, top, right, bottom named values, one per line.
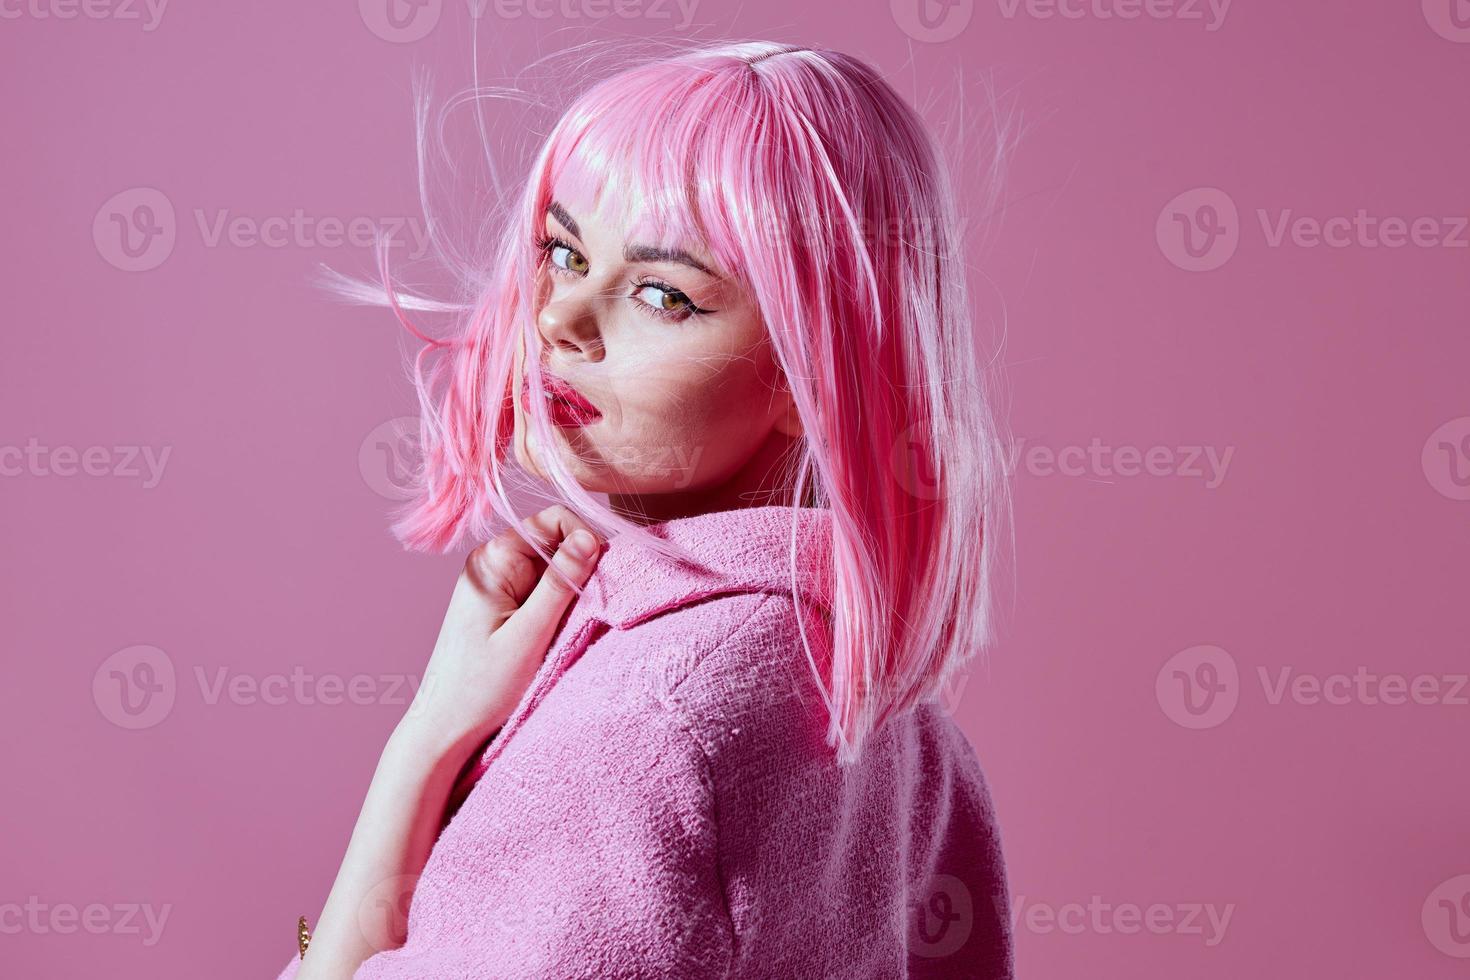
left=604, top=361, right=773, bottom=484
left=510, top=400, right=542, bottom=478
left=514, top=303, right=778, bottom=493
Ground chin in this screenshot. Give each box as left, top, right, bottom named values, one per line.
left=516, top=430, right=604, bottom=489
left=516, top=417, right=718, bottom=497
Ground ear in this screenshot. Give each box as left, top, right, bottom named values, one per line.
left=772, top=382, right=805, bottom=439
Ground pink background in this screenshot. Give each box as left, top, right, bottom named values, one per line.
left=3, top=2, right=1468, bottom=977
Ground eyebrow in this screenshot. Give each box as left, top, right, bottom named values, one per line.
left=547, top=199, right=718, bottom=277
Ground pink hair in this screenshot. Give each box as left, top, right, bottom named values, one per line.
left=321, top=40, right=1016, bottom=767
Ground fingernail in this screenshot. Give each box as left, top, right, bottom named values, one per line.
left=565, top=529, right=595, bottom=559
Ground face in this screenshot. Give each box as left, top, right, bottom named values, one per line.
left=511, top=185, right=804, bottom=523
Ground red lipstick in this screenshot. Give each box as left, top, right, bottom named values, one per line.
left=520, top=370, right=602, bottom=427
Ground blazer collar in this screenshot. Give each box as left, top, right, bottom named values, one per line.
left=578, top=505, right=834, bottom=629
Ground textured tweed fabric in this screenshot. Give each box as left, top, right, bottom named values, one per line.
left=273, top=505, right=1012, bottom=979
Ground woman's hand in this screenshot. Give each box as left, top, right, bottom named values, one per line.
left=293, top=505, right=604, bottom=980
left=395, top=503, right=606, bottom=765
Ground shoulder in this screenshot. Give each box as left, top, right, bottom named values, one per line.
left=569, top=589, right=828, bottom=737
left=606, top=586, right=823, bottom=686
left=630, top=592, right=834, bottom=765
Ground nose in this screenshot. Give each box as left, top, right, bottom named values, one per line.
left=536, top=290, right=603, bottom=361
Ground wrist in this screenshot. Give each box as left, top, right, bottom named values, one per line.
left=385, top=716, right=498, bottom=776
left=364, top=728, right=475, bottom=834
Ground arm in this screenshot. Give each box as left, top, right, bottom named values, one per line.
left=314, top=685, right=738, bottom=980
left=288, top=726, right=473, bottom=979
left=285, top=506, right=605, bottom=980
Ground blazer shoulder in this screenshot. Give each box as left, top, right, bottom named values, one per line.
left=646, top=591, right=833, bottom=750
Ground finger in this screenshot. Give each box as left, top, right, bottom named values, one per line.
left=514, top=505, right=588, bottom=558
left=461, top=506, right=591, bottom=613
left=495, top=527, right=603, bottom=652
left=457, top=535, right=540, bottom=629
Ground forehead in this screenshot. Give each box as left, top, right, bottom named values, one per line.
left=543, top=171, right=724, bottom=275
left=544, top=175, right=687, bottom=239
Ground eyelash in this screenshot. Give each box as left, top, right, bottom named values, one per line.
left=533, top=233, right=714, bottom=322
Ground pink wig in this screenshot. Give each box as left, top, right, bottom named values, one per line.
left=324, top=40, right=1015, bottom=767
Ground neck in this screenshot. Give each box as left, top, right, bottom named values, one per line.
left=607, top=429, right=813, bottom=527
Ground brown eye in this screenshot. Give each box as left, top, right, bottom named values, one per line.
left=549, top=243, right=588, bottom=275
left=634, top=283, right=690, bottom=312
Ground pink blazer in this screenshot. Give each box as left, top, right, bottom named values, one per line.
left=273, top=505, right=1013, bottom=978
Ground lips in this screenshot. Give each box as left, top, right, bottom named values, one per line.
left=520, top=370, right=602, bottom=427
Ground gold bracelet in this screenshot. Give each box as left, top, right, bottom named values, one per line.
left=298, top=915, right=312, bottom=960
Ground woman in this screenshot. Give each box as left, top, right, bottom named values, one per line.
left=278, top=40, right=1015, bottom=979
